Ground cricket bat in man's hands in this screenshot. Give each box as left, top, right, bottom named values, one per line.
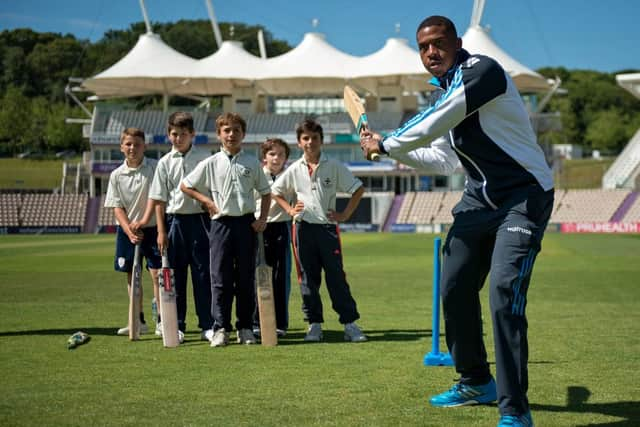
left=128, top=244, right=142, bottom=340
left=158, top=250, right=180, bottom=347
left=343, top=85, right=380, bottom=161
left=256, top=233, right=277, bottom=346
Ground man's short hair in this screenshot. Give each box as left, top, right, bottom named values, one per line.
left=167, top=111, right=194, bottom=133
left=296, top=118, right=324, bottom=141
left=216, top=112, right=247, bottom=134
left=416, top=15, right=458, bottom=38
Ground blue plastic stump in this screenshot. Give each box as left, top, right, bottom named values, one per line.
left=424, top=237, right=454, bottom=366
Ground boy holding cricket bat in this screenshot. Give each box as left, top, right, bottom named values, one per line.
left=252, top=138, right=294, bottom=338
left=104, top=127, right=161, bottom=336
left=271, top=118, right=367, bottom=343
left=133, top=112, right=214, bottom=343
left=180, top=112, right=271, bottom=348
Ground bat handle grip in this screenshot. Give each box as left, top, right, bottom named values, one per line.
left=369, top=152, right=380, bottom=161
left=161, top=250, right=170, bottom=269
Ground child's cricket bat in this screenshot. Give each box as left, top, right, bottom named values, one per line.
left=256, top=233, right=277, bottom=346
left=158, top=250, right=180, bottom=347
left=343, top=85, right=380, bottom=161
left=128, top=244, right=142, bottom=341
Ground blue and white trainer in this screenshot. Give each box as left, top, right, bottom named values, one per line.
left=429, top=378, right=497, bottom=407
left=497, top=411, right=534, bottom=427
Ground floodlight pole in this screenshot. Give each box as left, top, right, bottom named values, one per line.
left=205, top=0, right=224, bottom=50
left=139, top=0, right=153, bottom=34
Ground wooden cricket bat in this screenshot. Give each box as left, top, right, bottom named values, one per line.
left=256, top=233, right=277, bottom=346
left=343, top=85, right=380, bottom=161
left=128, top=244, right=142, bottom=341
left=158, top=250, right=180, bottom=347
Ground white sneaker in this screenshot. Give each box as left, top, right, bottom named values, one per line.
left=178, top=330, right=185, bottom=344
left=210, top=328, right=229, bottom=347
left=155, top=322, right=163, bottom=337
left=237, top=328, right=257, bottom=345
left=201, top=329, right=214, bottom=342
left=276, top=329, right=287, bottom=337
left=344, top=322, right=367, bottom=342
left=117, top=322, right=149, bottom=336
left=304, top=323, right=323, bottom=342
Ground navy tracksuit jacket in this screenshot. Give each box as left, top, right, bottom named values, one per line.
left=381, top=48, right=554, bottom=417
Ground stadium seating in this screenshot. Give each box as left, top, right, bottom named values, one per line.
left=0, top=194, right=21, bottom=227
left=622, top=193, right=640, bottom=222
left=97, top=195, right=116, bottom=227
left=2, top=189, right=638, bottom=231
left=550, top=189, right=630, bottom=223
left=395, top=191, right=462, bottom=224
left=20, top=194, right=88, bottom=227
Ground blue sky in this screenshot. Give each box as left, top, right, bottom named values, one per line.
left=1, top=0, right=638, bottom=73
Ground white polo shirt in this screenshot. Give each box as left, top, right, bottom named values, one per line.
left=149, top=145, right=210, bottom=214
left=255, top=166, right=293, bottom=223
left=182, top=149, right=271, bottom=220
left=104, top=157, right=158, bottom=227
left=271, top=153, right=362, bottom=224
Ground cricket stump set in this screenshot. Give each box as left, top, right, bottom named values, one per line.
left=424, top=237, right=453, bottom=366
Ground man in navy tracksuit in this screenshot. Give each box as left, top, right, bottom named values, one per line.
left=361, top=15, right=553, bottom=427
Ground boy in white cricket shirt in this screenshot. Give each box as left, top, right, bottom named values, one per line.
left=181, top=112, right=271, bottom=348
left=271, top=118, right=367, bottom=343
left=133, top=112, right=214, bottom=343
left=104, top=127, right=161, bottom=336
left=252, top=138, right=293, bottom=339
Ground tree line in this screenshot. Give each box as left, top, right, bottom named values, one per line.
left=0, top=21, right=638, bottom=158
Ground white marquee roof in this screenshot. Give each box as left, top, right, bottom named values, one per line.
left=351, top=38, right=430, bottom=94
left=616, top=73, right=640, bottom=99
left=462, top=25, right=550, bottom=93
left=188, top=40, right=265, bottom=95
left=82, top=32, right=198, bottom=98
left=83, top=28, right=550, bottom=98
left=257, top=32, right=360, bottom=95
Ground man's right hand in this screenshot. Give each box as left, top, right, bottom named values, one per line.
left=360, top=130, right=382, bottom=160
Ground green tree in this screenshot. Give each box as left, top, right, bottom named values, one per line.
left=586, top=109, right=629, bottom=153
left=538, top=67, right=640, bottom=153
left=0, top=86, right=32, bottom=155
left=27, top=36, right=87, bottom=101
left=45, top=104, right=86, bottom=153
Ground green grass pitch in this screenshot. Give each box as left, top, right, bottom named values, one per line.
left=0, top=233, right=638, bottom=426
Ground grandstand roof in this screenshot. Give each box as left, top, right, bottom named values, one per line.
left=257, top=32, right=360, bottom=95
left=189, top=40, right=265, bottom=95
left=462, top=25, right=550, bottom=93
left=82, top=32, right=198, bottom=98
left=81, top=27, right=551, bottom=98
left=351, top=38, right=430, bottom=94
left=616, top=73, right=640, bottom=99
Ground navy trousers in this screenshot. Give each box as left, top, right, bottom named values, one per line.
left=209, top=214, right=257, bottom=331
left=441, top=187, right=553, bottom=416
left=253, top=220, right=292, bottom=331
left=166, top=213, right=213, bottom=332
left=292, top=221, right=359, bottom=325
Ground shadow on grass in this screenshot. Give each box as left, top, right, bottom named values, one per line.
left=531, top=386, right=640, bottom=426
left=274, top=328, right=430, bottom=345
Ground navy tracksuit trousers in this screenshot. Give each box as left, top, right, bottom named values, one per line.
left=166, top=213, right=213, bottom=332
left=441, top=187, right=553, bottom=416
left=209, top=214, right=257, bottom=331
left=253, top=220, right=292, bottom=331
left=292, top=221, right=359, bottom=325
